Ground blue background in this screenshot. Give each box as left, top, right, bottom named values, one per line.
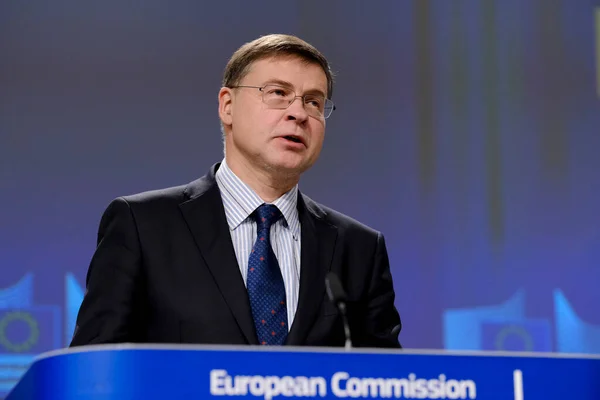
left=1, top=0, right=600, bottom=394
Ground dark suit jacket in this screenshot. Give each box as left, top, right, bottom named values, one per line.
left=70, top=163, right=401, bottom=348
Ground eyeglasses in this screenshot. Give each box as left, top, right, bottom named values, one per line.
left=230, top=84, right=336, bottom=119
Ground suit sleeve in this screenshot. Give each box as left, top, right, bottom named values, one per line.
left=69, top=197, right=145, bottom=346
left=357, top=232, right=402, bottom=348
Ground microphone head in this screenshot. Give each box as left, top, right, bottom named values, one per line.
left=325, top=272, right=347, bottom=304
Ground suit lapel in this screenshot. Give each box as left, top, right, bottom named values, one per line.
left=178, top=164, right=258, bottom=344
left=286, top=194, right=338, bottom=345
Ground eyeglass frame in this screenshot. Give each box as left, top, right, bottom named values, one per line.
left=228, top=84, right=336, bottom=119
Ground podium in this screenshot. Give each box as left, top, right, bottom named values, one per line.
left=7, top=344, right=600, bottom=399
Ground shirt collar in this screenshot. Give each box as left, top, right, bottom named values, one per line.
left=215, top=159, right=300, bottom=239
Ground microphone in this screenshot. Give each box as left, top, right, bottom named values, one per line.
left=325, top=272, right=352, bottom=350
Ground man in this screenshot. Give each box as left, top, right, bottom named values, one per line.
left=70, top=34, right=401, bottom=348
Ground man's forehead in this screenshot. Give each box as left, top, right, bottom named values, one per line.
left=243, top=56, right=327, bottom=88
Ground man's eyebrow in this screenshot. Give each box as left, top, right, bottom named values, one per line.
left=263, top=78, right=293, bottom=88
left=263, top=79, right=327, bottom=98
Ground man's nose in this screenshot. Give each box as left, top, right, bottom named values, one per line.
left=285, top=97, right=309, bottom=121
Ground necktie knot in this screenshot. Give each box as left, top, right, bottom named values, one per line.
left=253, top=204, right=282, bottom=231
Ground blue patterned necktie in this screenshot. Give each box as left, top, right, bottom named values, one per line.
left=247, top=204, right=288, bottom=345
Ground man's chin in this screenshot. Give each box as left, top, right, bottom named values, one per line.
left=265, top=157, right=311, bottom=177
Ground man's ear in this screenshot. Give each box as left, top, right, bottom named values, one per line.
left=218, top=87, right=233, bottom=126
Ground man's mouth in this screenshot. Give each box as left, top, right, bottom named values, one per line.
left=283, top=135, right=303, bottom=144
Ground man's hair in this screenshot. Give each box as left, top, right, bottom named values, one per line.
left=222, top=34, right=334, bottom=99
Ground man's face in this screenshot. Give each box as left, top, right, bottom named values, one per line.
left=219, top=56, right=328, bottom=177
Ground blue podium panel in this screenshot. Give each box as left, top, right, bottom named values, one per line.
left=7, top=345, right=600, bottom=399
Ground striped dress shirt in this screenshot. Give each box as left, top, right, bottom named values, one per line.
left=215, top=159, right=301, bottom=328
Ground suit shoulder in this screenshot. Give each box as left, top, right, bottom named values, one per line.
left=98, top=183, right=191, bottom=219
left=97, top=183, right=190, bottom=226
left=120, top=183, right=188, bottom=206
left=305, top=195, right=381, bottom=238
